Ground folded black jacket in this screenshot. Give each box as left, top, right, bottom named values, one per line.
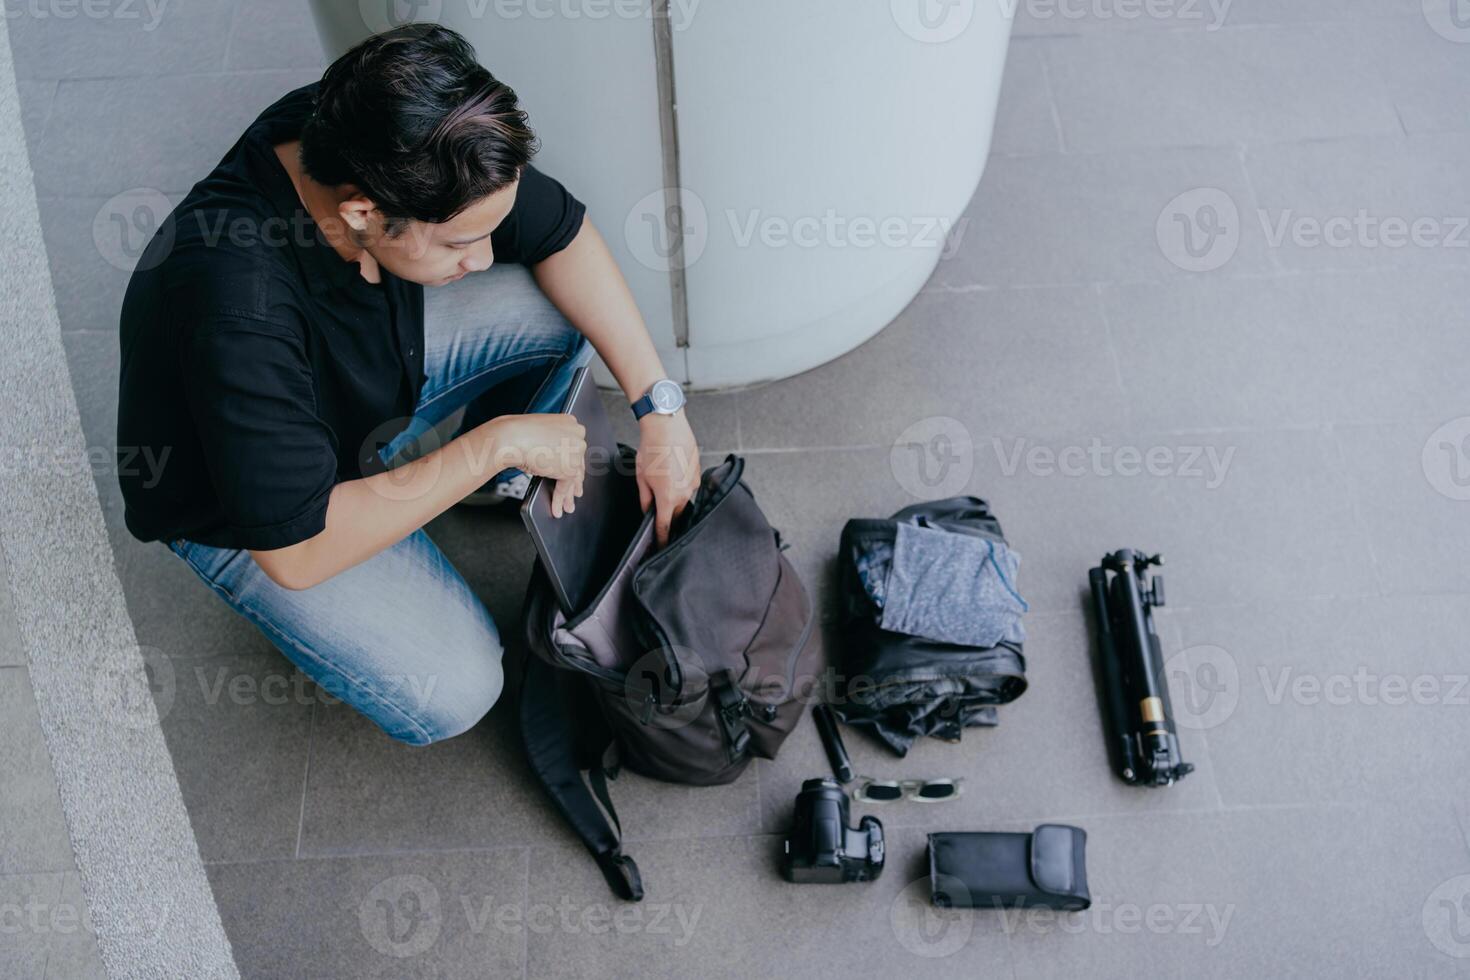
left=832, top=497, right=1028, bottom=756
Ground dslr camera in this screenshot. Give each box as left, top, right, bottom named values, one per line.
left=781, top=778, right=885, bottom=883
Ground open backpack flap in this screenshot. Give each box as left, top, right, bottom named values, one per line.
left=519, top=449, right=822, bottom=899
left=833, top=496, right=1029, bottom=756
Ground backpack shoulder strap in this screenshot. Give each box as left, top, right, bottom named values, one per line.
left=518, top=650, right=644, bottom=901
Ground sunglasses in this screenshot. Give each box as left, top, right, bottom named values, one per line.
left=851, top=777, right=963, bottom=804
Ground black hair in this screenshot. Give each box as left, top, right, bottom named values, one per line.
left=299, top=23, right=538, bottom=233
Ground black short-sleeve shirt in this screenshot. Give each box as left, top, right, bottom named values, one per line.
left=117, top=82, right=585, bottom=551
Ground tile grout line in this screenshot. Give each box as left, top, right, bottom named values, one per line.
left=1452, top=801, right=1470, bottom=857
left=751, top=756, right=761, bottom=833
left=43, top=64, right=314, bottom=87
left=981, top=124, right=1418, bottom=161
left=916, top=260, right=1470, bottom=300
left=1089, top=281, right=1133, bottom=430
left=520, top=846, right=530, bottom=980
left=1033, top=42, right=1068, bottom=156
left=733, top=389, right=743, bottom=453
left=26, top=77, right=56, bottom=147
left=1172, top=620, right=1227, bottom=812
left=292, top=698, right=317, bottom=860
left=1012, top=11, right=1428, bottom=42
left=1233, top=140, right=1285, bottom=276
left=223, top=829, right=804, bottom=869
left=732, top=416, right=1444, bottom=456
left=1356, top=9, right=1414, bottom=144
left=219, top=0, right=244, bottom=74
left=36, top=870, right=66, bottom=980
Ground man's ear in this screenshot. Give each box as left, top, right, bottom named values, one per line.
left=336, top=188, right=379, bottom=238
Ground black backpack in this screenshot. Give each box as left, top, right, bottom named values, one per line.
left=519, top=451, right=821, bottom=899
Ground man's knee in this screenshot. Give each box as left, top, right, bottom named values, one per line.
left=392, top=647, right=505, bottom=745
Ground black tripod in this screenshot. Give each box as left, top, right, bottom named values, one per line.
left=1089, top=550, right=1194, bottom=787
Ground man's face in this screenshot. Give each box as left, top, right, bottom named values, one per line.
left=360, top=178, right=519, bottom=286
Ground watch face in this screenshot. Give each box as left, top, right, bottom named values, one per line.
left=650, top=379, right=685, bottom=412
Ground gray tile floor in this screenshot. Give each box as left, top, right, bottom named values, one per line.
left=11, top=1, right=1470, bottom=977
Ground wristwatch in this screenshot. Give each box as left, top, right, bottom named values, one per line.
left=631, top=378, right=687, bottom=420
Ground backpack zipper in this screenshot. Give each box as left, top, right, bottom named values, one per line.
left=742, top=568, right=817, bottom=724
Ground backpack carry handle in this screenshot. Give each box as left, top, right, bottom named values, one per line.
left=596, top=851, right=644, bottom=901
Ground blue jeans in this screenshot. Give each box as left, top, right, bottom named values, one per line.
left=167, top=263, right=594, bottom=745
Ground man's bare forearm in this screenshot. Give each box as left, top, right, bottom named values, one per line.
left=534, top=214, right=701, bottom=542
left=533, top=216, right=667, bottom=401
left=251, top=419, right=515, bottom=590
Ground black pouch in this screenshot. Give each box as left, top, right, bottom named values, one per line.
left=928, top=824, right=1091, bottom=911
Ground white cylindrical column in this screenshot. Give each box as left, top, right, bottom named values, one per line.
left=309, top=1, right=1012, bottom=390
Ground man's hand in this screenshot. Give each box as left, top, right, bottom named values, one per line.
left=636, top=412, right=700, bottom=547
left=494, top=413, right=587, bottom=518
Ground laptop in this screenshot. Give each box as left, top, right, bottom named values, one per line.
left=520, top=367, right=645, bottom=615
